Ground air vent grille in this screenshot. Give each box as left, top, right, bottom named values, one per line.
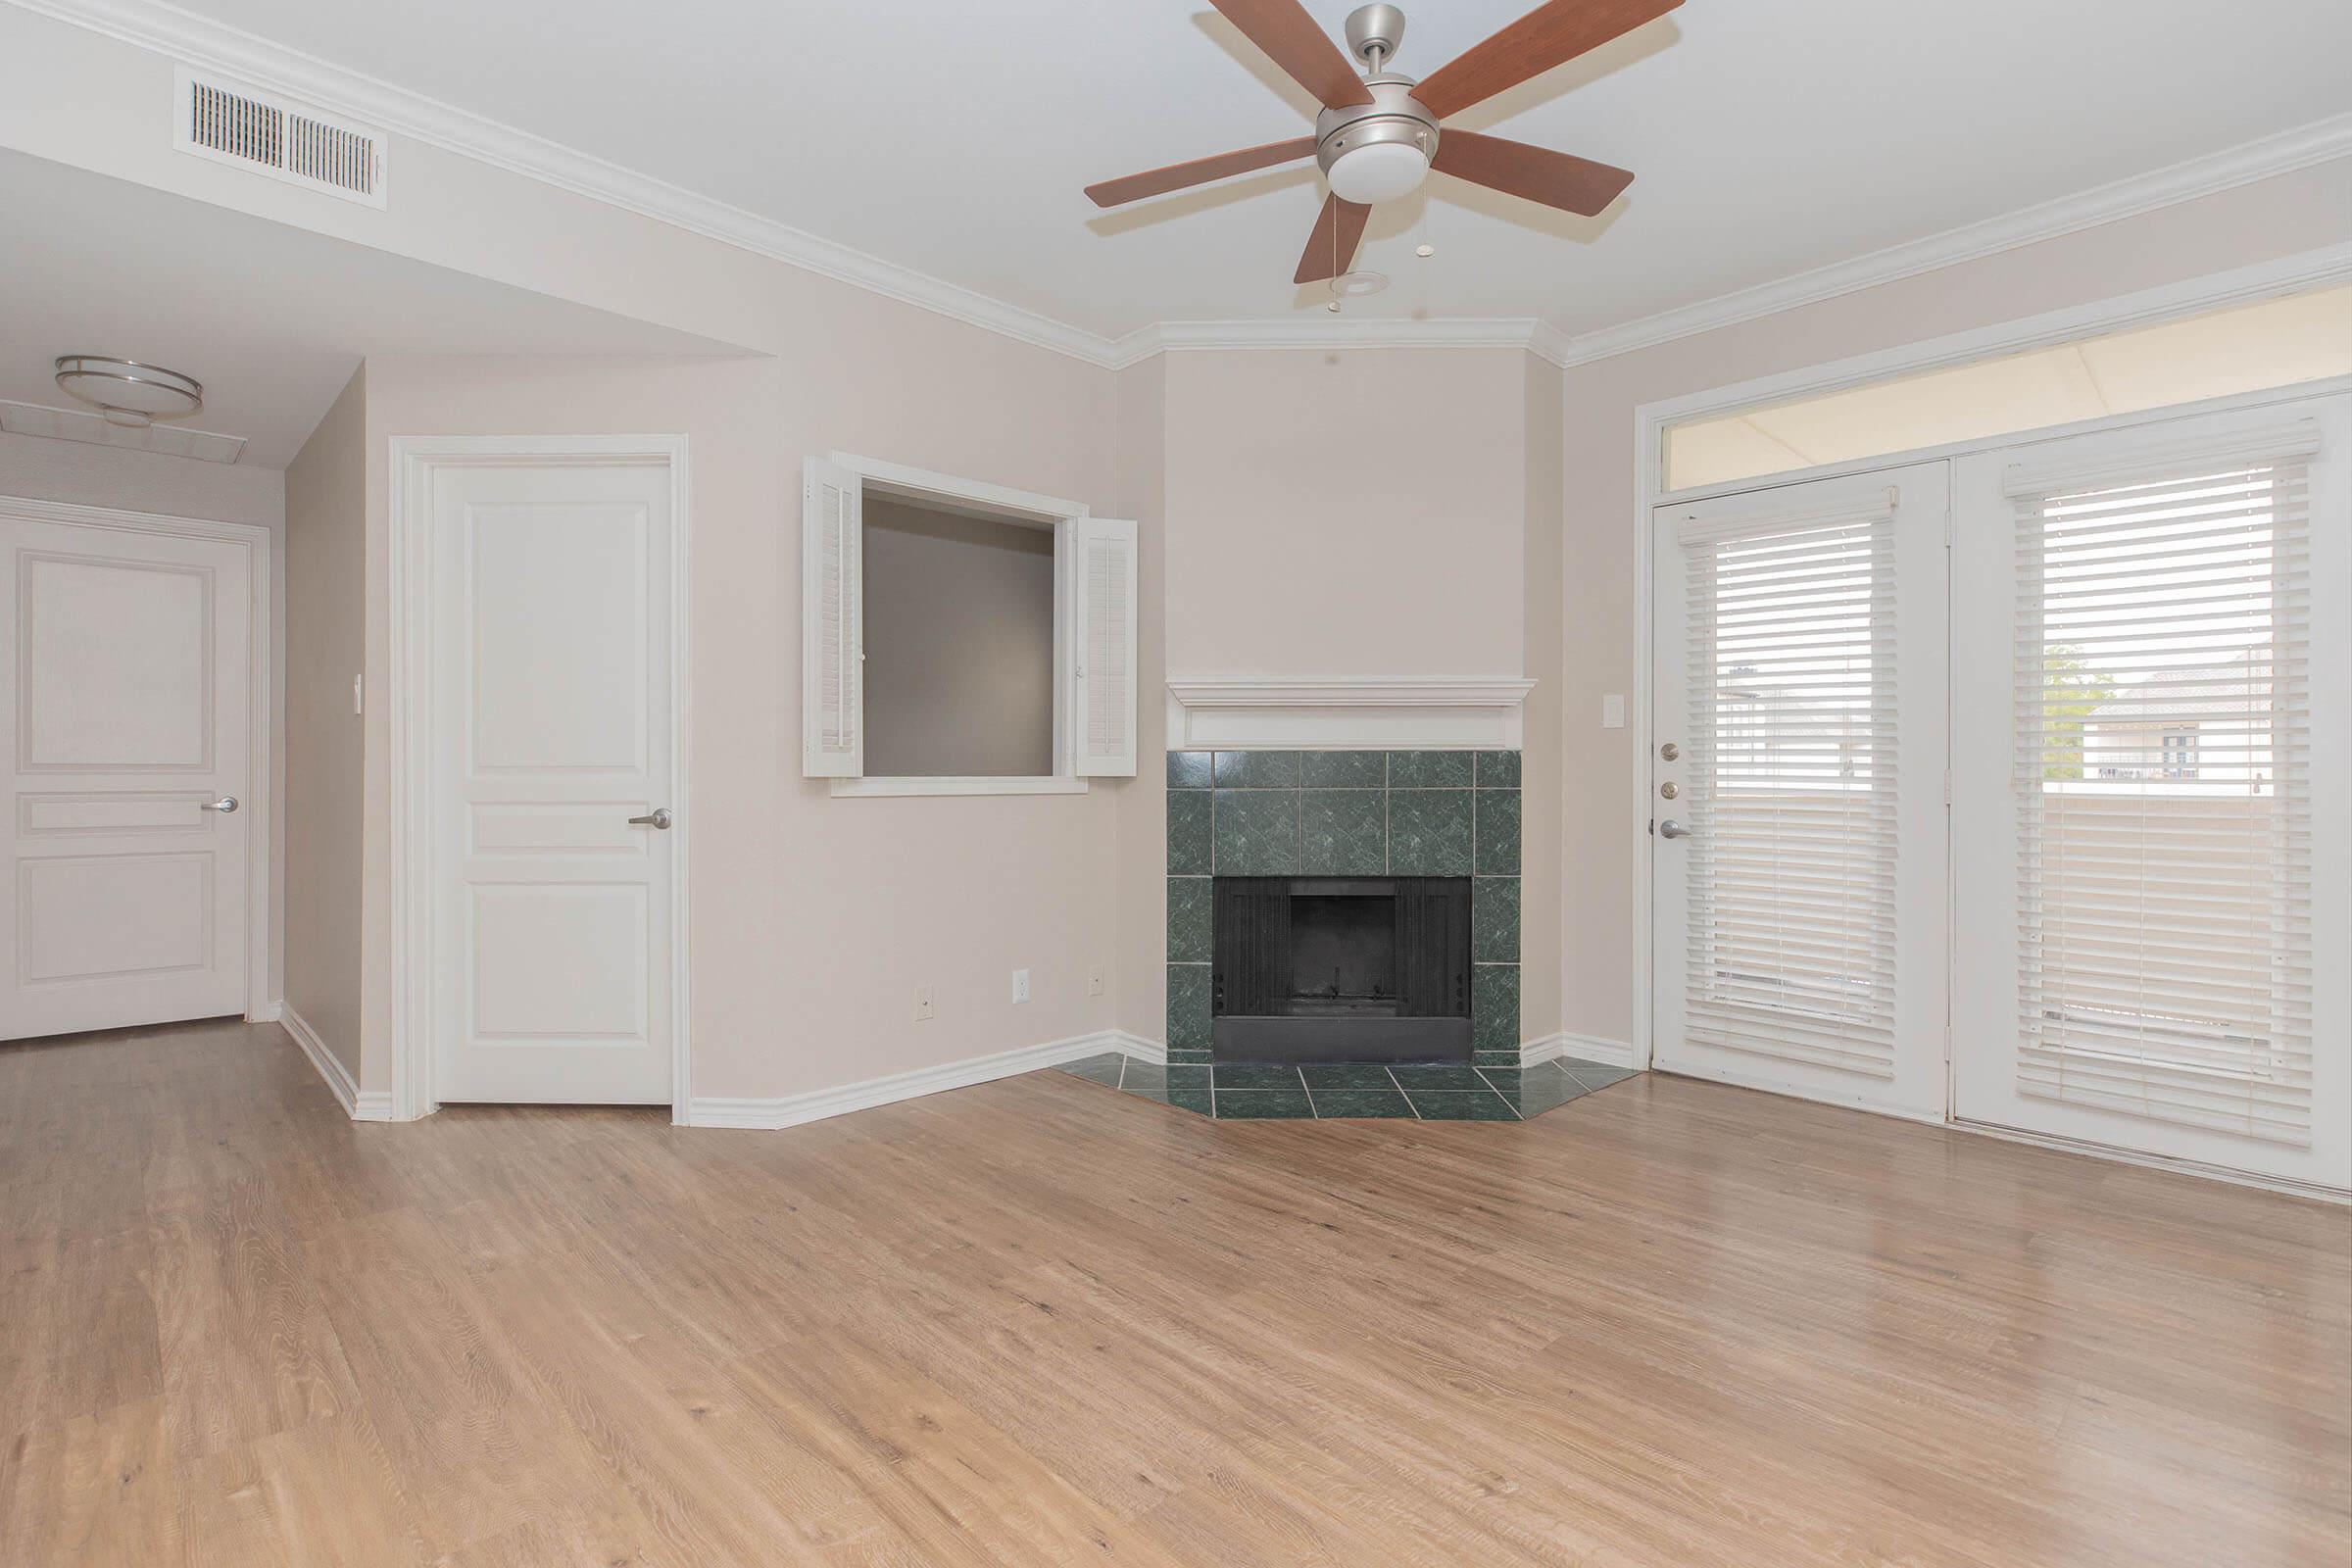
left=175, top=69, right=385, bottom=207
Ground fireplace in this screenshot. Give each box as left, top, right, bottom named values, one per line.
left=1211, top=876, right=1472, bottom=1063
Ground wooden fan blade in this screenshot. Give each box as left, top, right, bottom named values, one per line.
left=1085, top=137, right=1318, bottom=208
left=1294, top=193, right=1372, bottom=284
left=1411, top=0, right=1683, bottom=121
left=1209, top=0, right=1374, bottom=109
left=1430, top=129, right=1633, bottom=216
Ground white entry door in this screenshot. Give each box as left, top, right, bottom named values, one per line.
left=0, top=511, right=252, bottom=1038
left=1651, top=465, right=1951, bottom=1118
left=1952, top=393, right=2350, bottom=1190
left=428, top=460, right=676, bottom=1104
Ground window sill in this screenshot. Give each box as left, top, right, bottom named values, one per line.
left=828, top=775, right=1091, bottom=798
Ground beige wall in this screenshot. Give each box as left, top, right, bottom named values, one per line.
left=280, top=367, right=367, bottom=1078
left=1557, top=159, right=2352, bottom=1049
left=861, top=499, right=1054, bottom=779
left=1110, top=360, right=1169, bottom=1043
left=355, top=347, right=1124, bottom=1101
left=1161, top=348, right=1532, bottom=677
left=1519, top=357, right=1566, bottom=1046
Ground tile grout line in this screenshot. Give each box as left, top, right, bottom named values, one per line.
left=1385, top=1064, right=1424, bottom=1119
left=1295, top=1065, right=1317, bottom=1119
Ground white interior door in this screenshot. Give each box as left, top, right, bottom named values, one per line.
left=429, top=461, right=675, bottom=1104
left=0, top=512, right=251, bottom=1039
left=1952, top=393, right=2350, bottom=1190
left=1651, top=465, right=1950, bottom=1117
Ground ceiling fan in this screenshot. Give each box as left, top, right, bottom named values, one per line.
left=1086, top=0, right=1681, bottom=284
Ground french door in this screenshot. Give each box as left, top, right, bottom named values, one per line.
left=1650, top=391, right=2350, bottom=1192
left=1951, top=394, right=2350, bottom=1189
left=1650, top=465, right=1951, bottom=1119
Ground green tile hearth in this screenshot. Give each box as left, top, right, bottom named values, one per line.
left=1212, top=1062, right=1302, bottom=1090
left=1387, top=789, right=1472, bottom=875
left=1214, top=1089, right=1316, bottom=1119
left=1213, top=789, right=1300, bottom=874
left=1212, top=751, right=1302, bottom=788
left=1048, top=1054, right=1638, bottom=1122
left=1304, top=1087, right=1416, bottom=1118
left=1388, top=751, right=1473, bottom=788
left=1403, top=1090, right=1519, bottom=1120
left=1475, top=789, right=1522, bottom=876
left=1166, top=789, right=1211, bottom=874
left=1298, top=1063, right=1400, bottom=1092
left=1300, top=790, right=1386, bottom=875
left=1167, top=876, right=1212, bottom=962
left=1300, top=751, right=1387, bottom=788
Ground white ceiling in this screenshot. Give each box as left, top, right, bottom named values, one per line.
left=0, top=150, right=746, bottom=466
left=142, top=0, right=2352, bottom=340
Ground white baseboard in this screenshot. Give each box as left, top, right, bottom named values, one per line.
left=685, top=1029, right=1135, bottom=1131
left=279, top=1004, right=394, bottom=1121
left=1105, top=1030, right=1164, bottom=1065
left=1550, top=1032, right=1638, bottom=1069
left=247, top=1000, right=283, bottom=1023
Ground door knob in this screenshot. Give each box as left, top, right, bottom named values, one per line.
left=1658, top=818, right=1691, bottom=839
left=627, top=808, right=672, bottom=829
left=200, top=796, right=239, bottom=812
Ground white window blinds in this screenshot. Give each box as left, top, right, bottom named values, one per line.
left=1060, top=516, right=1139, bottom=777
left=1681, top=494, right=1899, bottom=1077
left=2007, top=423, right=2317, bottom=1146
left=801, top=458, right=862, bottom=778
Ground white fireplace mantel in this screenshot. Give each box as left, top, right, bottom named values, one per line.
left=1164, top=676, right=1537, bottom=752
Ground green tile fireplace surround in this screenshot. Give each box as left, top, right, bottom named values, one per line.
left=1161, top=749, right=1536, bottom=1118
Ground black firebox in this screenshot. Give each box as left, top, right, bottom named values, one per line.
left=1211, top=877, right=1472, bottom=1063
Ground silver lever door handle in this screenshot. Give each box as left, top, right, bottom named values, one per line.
left=200, top=796, right=239, bottom=813
left=1658, top=818, right=1690, bottom=839
left=628, top=808, right=672, bottom=830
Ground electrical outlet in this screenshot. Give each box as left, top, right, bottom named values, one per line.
left=1088, top=964, right=1105, bottom=997
left=1011, top=968, right=1030, bottom=1004
left=912, top=983, right=934, bottom=1022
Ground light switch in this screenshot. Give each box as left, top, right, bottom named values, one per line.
left=1601, top=694, right=1626, bottom=729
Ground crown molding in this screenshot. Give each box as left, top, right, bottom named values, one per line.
left=1549, top=113, right=2352, bottom=368
left=1108, top=318, right=1569, bottom=368
left=15, top=1, right=2345, bottom=376
left=8, top=0, right=1121, bottom=365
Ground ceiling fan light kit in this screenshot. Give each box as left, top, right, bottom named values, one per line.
left=1085, top=0, right=1677, bottom=287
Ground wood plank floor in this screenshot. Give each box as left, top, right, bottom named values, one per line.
left=2, top=1018, right=2345, bottom=1567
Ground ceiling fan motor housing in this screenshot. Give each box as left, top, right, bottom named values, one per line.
left=1314, top=75, right=1441, bottom=186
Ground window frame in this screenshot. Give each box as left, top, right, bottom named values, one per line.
left=816, top=452, right=1096, bottom=799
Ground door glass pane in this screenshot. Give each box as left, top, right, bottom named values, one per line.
left=2014, top=460, right=2313, bottom=1143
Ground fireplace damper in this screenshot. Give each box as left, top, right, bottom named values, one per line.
left=1212, top=877, right=1472, bottom=1063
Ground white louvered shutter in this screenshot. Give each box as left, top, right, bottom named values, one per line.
left=2006, top=423, right=2318, bottom=1145
left=1681, top=493, right=1900, bottom=1077
left=1059, top=517, right=1138, bottom=777
left=801, top=458, right=862, bottom=778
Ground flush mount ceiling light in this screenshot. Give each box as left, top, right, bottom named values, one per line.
left=1330, top=270, right=1389, bottom=297
left=1084, top=0, right=1667, bottom=285
left=54, top=355, right=204, bottom=428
